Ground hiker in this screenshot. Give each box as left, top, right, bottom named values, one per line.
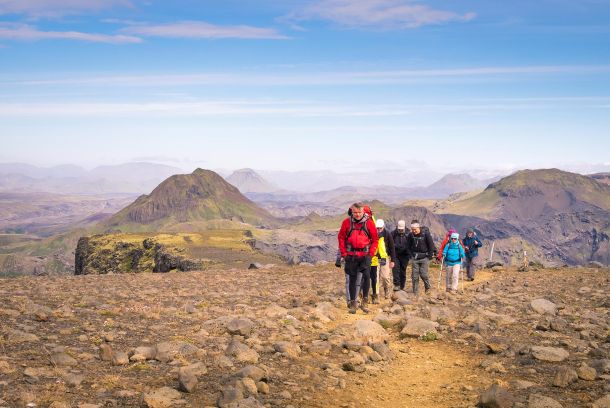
left=370, top=219, right=396, bottom=302
left=463, top=228, right=483, bottom=281
left=391, top=219, right=410, bottom=291
left=437, top=228, right=460, bottom=262
left=441, top=232, right=465, bottom=292
left=338, top=202, right=378, bottom=314
left=406, top=220, right=436, bottom=295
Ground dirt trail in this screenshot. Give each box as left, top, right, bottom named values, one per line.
left=310, top=268, right=495, bottom=408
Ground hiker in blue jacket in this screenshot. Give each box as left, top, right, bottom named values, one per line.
left=442, top=232, right=465, bottom=292
left=462, top=228, right=483, bottom=281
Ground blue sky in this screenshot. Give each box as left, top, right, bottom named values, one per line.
left=1, top=0, right=609, bottom=173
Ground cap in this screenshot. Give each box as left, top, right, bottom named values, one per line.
left=397, top=220, right=406, bottom=229
left=451, top=232, right=459, bottom=239
left=376, top=219, right=385, bottom=229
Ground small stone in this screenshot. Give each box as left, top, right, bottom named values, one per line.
left=241, top=378, right=258, bottom=395
left=144, top=387, right=184, bottom=408
left=530, top=299, right=557, bottom=315
left=279, top=391, right=292, bottom=399
left=178, top=367, right=197, bottom=393
left=592, top=395, right=610, bottom=408
left=218, top=386, right=243, bottom=408
left=528, top=394, right=563, bottom=408
left=51, top=352, right=78, bottom=367
left=64, top=373, right=85, bottom=387
left=577, top=364, right=597, bottom=381
left=99, top=344, right=113, bottom=362
left=273, top=341, right=301, bottom=358
left=111, top=351, right=129, bottom=366
left=531, top=346, right=569, bottom=362
left=227, top=317, right=255, bottom=337
left=479, top=384, right=514, bottom=408
left=552, top=367, right=578, bottom=387
left=400, top=317, right=439, bottom=338
left=256, top=381, right=269, bottom=395
left=236, top=365, right=267, bottom=382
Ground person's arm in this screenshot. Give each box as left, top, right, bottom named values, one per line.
left=459, top=244, right=465, bottom=259
left=386, top=231, right=397, bottom=261
left=475, top=237, right=483, bottom=248
left=367, top=219, right=379, bottom=258
left=426, top=231, right=436, bottom=258
left=337, top=219, right=349, bottom=258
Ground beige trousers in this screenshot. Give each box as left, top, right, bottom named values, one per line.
left=379, top=259, right=393, bottom=298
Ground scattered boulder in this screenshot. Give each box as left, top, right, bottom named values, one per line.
left=235, top=365, right=267, bottom=382
left=592, top=395, right=610, bottom=408
left=479, top=384, right=514, bottom=408
left=51, top=352, right=78, bottom=367
left=531, top=299, right=557, bottom=315
left=178, top=366, right=198, bottom=393
left=531, top=346, right=569, bottom=362
left=400, top=317, right=439, bottom=339
left=99, top=344, right=113, bottom=362
left=273, top=341, right=301, bottom=358
left=111, top=351, right=129, bottom=366
left=143, top=387, right=185, bottom=408
left=577, top=364, right=597, bottom=381
left=528, top=394, right=563, bottom=408
left=552, top=366, right=578, bottom=387
left=227, top=317, right=256, bottom=337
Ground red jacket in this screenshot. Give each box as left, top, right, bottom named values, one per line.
left=338, top=215, right=379, bottom=258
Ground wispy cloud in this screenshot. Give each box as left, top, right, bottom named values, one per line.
left=0, top=23, right=141, bottom=43
left=286, top=0, right=476, bottom=29
left=0, top=98, right=607, bottom=118
left=120, top=21, right=289, bottom=40
left=0, top=0, right=132, bottom=18
left=7, top=65, right=610, bottom=87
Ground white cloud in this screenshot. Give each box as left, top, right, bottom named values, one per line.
left=287, top=0, right=475, bottom=29
left=0, top=0, right=132, bottom=18
left=9, top=65, right=610, bottom=87
left=121, top=21, right=289, bottom=40
left=0, top=23, right=141, bottom=43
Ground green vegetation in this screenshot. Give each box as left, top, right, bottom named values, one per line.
left=419, top=332, right=438, bottom=342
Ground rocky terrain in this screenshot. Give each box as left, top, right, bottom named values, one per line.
left=1, top=264, right=608, bottom=407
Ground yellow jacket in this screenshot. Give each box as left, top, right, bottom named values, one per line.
left=372, top=235, right=388, bottom=267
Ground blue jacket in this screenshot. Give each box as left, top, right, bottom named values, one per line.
left=463, top=235, right=483, bottom=258
left=442, top=241, right=465, bottom=266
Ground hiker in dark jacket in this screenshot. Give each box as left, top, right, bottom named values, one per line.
left=391, top=219, right=410, bottom=291
left=462, top=228, right=483, bottom=281
left=406, top=220, right=436, bottom=295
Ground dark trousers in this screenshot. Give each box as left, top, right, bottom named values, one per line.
left=411, top=258, right=431, bottom=294
left=393, top=254, right=409, bottom=290
left=344, top=256, right=370, bottom=301
left=370, top=266, right=378, bottom=295
left=464, top=255, right=478, bottom=279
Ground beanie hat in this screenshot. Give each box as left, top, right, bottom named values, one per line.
left=450, top=232, right=459, bottom=239
left=376, top=219, right=385, bottom=229
left=467, top=228, right=474, bottom=234
left=397, top=220, right=406, bottom=229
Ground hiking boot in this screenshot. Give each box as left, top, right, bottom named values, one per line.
left=371, top=294, right=379, bottom=304
left=393, top=285, right=400, bottom=291
left=360, top=299, right=370, bottom=314
left=348, top=300, right=358, bottom=314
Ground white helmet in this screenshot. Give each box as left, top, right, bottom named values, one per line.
left=375, top=219, right=385, bottom=229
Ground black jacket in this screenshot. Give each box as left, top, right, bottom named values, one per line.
left=392, top=229, right=410, bottom=257
left=379, top=228, right=396, bottom=261
left=406, top=227, right=436, bottom=260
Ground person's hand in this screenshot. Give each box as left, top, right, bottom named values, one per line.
left=379, top=258, right=387, bottom=266
left=390, top=261, right=395, bottom=269
left=335, top=257, right=343, bottom=268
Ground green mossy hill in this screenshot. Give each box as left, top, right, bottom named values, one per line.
left=105, top=168, right=275, bottom=231
left=441, top=168, right=610, bottom=218
left=74, top=231, right=260, bottom=275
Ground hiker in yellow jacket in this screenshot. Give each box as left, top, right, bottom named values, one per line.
left=371, top=219, right=394, bottom=301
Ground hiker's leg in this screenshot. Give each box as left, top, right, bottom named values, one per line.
left=380, top=262, right=392, bottom=298
left=399, top=255, right=409, bottom=290
left=470, top=256, right=478, bottom=279
left=370, top=266, right=378, bottom=296
left=361, top=263, right=371, bottom=300
left=445, top=265, right=452, bottom=290
left=421, top=258, right=431, bottom=291
left=411, top=259, right=421, bottom=294
left=452, top=264, right=460, bottom=291
left=466, top=257, right=474, bottom=280
left=392, top=260, right=400, bottom=287
left=345, top=258, right=358, bottom=301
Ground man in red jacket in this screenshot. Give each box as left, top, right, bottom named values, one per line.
left=338, top=202, right=379, bottom=314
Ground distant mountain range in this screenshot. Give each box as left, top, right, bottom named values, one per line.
left=226, top=168, right=279, bottom=193
left=0, top=162, right=184, bottom=194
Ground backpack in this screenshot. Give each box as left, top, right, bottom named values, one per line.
left=345, top=214, right=372, bottom=252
